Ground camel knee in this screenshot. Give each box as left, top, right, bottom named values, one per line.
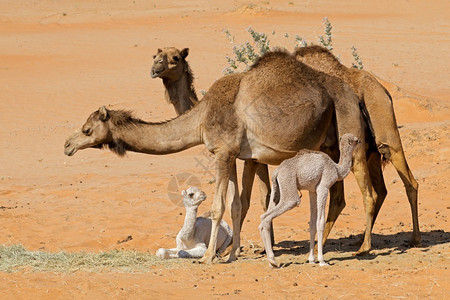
left=259, top=215, right=272, bottom=232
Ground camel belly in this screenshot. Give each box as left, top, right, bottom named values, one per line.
left=237, top=120, right=330, bottom=165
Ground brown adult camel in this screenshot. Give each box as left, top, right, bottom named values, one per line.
left=149, top=46, right=417, bottom=255
left=150, top=47, right=199, bottom=115
left=65, top=50, right=369, bottom=263
left=150, top=47, right=273, bottom=243
left=295, top=45, right=421, bottom=249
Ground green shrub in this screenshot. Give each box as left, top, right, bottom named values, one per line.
left=223, top=18, right=363, bottom=74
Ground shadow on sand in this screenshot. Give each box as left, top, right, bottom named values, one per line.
left=271, top=229, right=449, bottom=264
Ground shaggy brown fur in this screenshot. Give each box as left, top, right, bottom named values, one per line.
left=295, top=45, right=420, bottom=249
left=65, top=49, right=372, bottom=263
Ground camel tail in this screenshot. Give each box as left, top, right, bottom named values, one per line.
left=359, top=101, right=390, bottom=167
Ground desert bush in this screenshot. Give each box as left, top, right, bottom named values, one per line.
left=223, top=17, right=363, bottom=74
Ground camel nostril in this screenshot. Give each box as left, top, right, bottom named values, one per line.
left=64, top=141, right=70, bottom=148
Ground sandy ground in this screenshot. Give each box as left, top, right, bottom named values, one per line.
left=1, top=0, right=449, bottom=298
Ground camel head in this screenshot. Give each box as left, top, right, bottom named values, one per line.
left=150, top=47, right=189, bottom=80
left=64, top=106, right=117, bottom=157
left=339, top=133, right=362, bottom=152
left=181, top=186, right=207, bottom=208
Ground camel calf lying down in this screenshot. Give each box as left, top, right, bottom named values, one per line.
left=157, top=187, right=232, bottom=259
left=260, top=133, right=361, bottom=268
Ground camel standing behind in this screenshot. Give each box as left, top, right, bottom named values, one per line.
left=64, top=50, right=368, bottom=264
left=150, top=47, right=274, bottom=244
left=156, top=187, right=232, bottom=259
left=260, top=134, right=361, bottom=268
left=150, top=47, right=198, bottom=115
left=295, top=46, right=420, bottom=249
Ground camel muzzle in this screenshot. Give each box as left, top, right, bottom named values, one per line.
left=150, top=68, right=160, bottom=78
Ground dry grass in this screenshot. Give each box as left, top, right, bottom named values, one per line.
left=0, top=245, right=185, bottom=273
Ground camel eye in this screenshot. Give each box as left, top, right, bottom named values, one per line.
left=188, top=193, right=194, bottom=198
left=172, top=56, right=179, bottom=62
left=82, top=128, right=92, bottom=136
left=153, top=55, right=156, bottom=59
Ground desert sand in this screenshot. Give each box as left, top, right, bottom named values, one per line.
left=1, top=0, right=449, bottom=298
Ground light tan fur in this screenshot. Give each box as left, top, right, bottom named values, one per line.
left=65, top=50, right=367, bottom=264
left=295, top=45, right=420, bottom=253
left=260, top=134, right=361, bottom=268
left=156, top=187, right=232, bottom=259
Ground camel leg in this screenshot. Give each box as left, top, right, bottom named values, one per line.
left=255, top=163, right=275, bottom=244
left=322, top=181, right=345, bottom=244
left=308, top=192, right=318, bottom=264
left=387, top=147, right=421, bottom=246
left=316, top=188, right=330, bottom=266
left=259, top=177, right=300, bottom=268
left=321, top=146, right=345, bottom=246
left=351, top=148, right=378, bottom=255
left=240, top=160, right=258, bottom=229
left=199, top=155, right=233, bottom=264
left=368, top=151, right=388, bottom=227
left=227, top=161, right=242, bottom=262
left=240, top=161, right=275, bottom=246
left=178, top=244, right=207, bottom=258
left=260, top=198, right=298, bottom=268
left=156, top=247, right=179, bottom=259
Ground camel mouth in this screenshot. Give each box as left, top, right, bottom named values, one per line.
left=64, top=146, right=77, bottom=156
left=150, top=68, right=161, bottom=78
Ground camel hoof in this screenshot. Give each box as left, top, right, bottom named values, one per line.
left=226, top=254, right=237, bottom=264
left=156, top=248, right=169, bottom=259
left=410, top=237, right=422, bottom=247
left=353, top=248, right=370, bottom=256
left=268, top=258, right=279, bottom=268
left=198, top=256, right=214, bottom=264
left=308, top=260, right=316, bottom=265
left=319, top=262, right=329, bottom=267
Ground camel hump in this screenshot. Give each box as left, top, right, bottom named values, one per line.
left=250, top=48, right=292, bottom=70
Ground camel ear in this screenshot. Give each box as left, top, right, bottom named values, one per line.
left=157, top=48, right=162, bottom=53
left=98, top=106, right=109, bottom=121
left=181, top=190, right=187, bottom=197
left=180, top=48, right=189, bottom=59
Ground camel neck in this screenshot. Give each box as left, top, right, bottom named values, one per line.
left=109, top=106, right=204, bottom=155
left=178, top=206, right=198, bottom=240
left=163, top=73, right=198, bottom=115
left=336, top=144, right=354, bottom=180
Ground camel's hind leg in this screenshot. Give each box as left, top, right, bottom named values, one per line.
left=368, top=151, right=388, bottom=226
left=321, top=145, right=346, bottom=246
left=380, top=145, right=420, bottom=246
left=351, top=147, right=378, bottom=255
left=259, top=176, right=299, bottom=268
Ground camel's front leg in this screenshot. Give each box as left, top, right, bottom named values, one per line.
left=178, top=244, right=207, bottom=258
left=156, top=248, right=179, bottom=259
left=199, top=155, right=233, bottom=264
left=228, top=161, right=241, bottom=262
left=241, top=161, right=274, bottom=245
